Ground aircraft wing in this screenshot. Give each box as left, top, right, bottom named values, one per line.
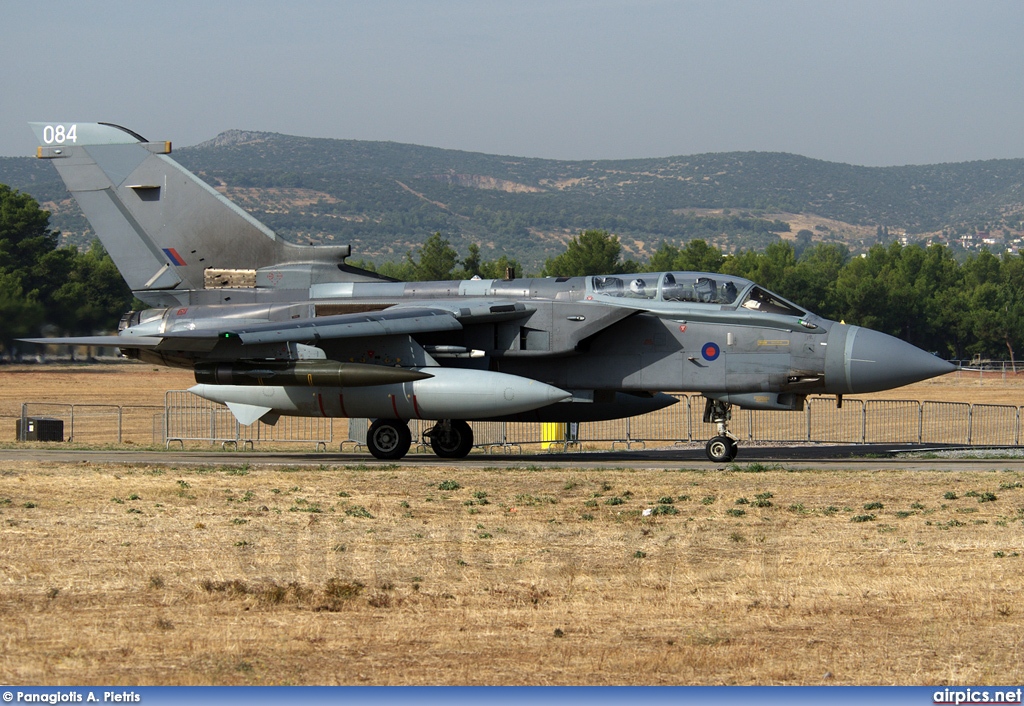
left=19, top=335, right=165, bottom=348
left=197, top=300, right=535, bottom=344
left=21, top=302, right=534, bottom=350
left=208, top=307, right=465, bottom=345
left=20, top=334, right=221, bottom=353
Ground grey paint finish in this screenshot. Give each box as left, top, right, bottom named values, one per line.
left=24, top=122, right=956, bottom=461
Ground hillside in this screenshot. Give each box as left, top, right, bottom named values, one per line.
left=3, top=130, right=1023, bottom=270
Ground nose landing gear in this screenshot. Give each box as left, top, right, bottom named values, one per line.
left=703, top=398, right=738, bottom=462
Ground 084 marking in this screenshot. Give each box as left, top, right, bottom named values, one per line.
left=42, top=124, right=77, bottom=144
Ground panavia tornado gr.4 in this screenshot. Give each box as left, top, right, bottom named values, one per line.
left=24, top=122, right=955, bottom=461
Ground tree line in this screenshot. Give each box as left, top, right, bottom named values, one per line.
left=363, top=229, right=1024, bottom=364
left=0, top=185, right=133, bottom=354
left=1, top=183, right=1019, bottom=364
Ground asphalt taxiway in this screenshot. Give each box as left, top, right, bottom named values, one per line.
left=0, top=444, right=1022, bottom=472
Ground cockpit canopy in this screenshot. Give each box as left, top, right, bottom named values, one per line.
left=588, top=272, right=806, bottom=317
left=737, top=284, right=806, bottom=316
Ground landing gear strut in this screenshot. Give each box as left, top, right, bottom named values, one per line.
left=424, top=419, right=474, bottom=459
left=702, top=398, right=738, bottom=462
left=366, top=419, right=412, bottom=460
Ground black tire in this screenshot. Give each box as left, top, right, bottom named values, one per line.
left=705, top=435, right=737, bottom=462
left=366, top=419, right=412, bottom=460
left=429, top=419, right=474, bottom=459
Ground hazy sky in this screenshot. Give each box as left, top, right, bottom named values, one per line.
left=3, top=0, right=1023, bottom=166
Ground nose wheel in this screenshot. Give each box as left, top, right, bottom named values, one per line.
left=703, top=398, right=739, bottom=462
left=705, top=435, right=738, bottom=463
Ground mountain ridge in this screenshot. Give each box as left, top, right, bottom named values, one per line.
left=2, top=130, right=1022, bottom=270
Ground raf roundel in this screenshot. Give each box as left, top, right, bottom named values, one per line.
left=701, top=342, right=721, bottom=361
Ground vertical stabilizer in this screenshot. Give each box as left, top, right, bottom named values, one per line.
left=30, top=122, right=352, bottom=306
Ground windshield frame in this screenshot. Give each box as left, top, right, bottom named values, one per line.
left=587, top=272, right=754, bottom=306
left=585, top=271, right=809, bottom=318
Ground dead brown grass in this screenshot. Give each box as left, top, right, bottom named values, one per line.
left=1, top=461, right=1022, bottom=684
left=0, top=363, right=193, bottom=416
left=862, top=370, right=1024, bottom=407
left=0, top=364, right=193, bottom=447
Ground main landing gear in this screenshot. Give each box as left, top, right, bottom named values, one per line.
left=365, top=419, right=474, bottom=460
left=366, top=419, right=412, bottom=460
left=702, top=398, right=739, bottom=463
left=424, top=419, right=474, bottom=459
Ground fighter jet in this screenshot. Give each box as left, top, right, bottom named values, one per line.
left=24, top=122, right=955, bottom=461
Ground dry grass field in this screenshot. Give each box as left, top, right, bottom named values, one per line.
left=0, top=364, right=191, bottom=445
left=0, top=364, right=193, bottom=416
left=0, top=363, right=1023, bottom=685
left=1, top=461, right=1023, bottom=685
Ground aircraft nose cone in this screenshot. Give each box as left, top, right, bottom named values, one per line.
left=825, top=325, right=956, bottom=394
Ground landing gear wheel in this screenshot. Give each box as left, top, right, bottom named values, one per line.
left=366, top=419, right=412, bottom=460
left=705, top=435, right=738, bottom=463
left=428, top=419, right=474, bottom=459
left=702, top=397, right=739, bottom=462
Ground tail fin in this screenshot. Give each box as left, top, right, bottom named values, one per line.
left=30, top=122, right=353, bottom=306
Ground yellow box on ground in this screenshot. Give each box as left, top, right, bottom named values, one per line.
left=541, top=422, right=564, bottom=450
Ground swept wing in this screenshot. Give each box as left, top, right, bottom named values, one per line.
left=20, top=301, right=538, bottom=350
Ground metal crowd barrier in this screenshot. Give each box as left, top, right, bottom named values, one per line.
left=341, top=417, right=368, bottom=451
left=154, top=391, right=1024, bottom=451
left=20, top=402, right=164, bottom=444
left=808, top=397, right=865, bottom=443
left=922, top=401, right=970, bottom=445
left=163, top=390, right=333, bottom=449
left=865, top=400, right=921, bottom=443
left=967, top=404, right=1020, bottom=446
left=17, top=391, right=1024, bottom=451
left=628, top=397, right=692, bottom=446
left=949, top=361, right=1023, bottom=381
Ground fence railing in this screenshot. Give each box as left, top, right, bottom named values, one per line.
left=19, top=402, right=164, bottom=444
left=15, top=391, right=1024, bottom=451
left=163, top=390, right=334, bottom=449
left=949, top=361, right=1022, bottom=380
